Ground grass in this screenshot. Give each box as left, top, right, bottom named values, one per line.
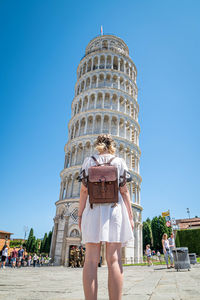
left=124, top=256, right=200, bottom=266
left=123, top=261, right=166, bottom=267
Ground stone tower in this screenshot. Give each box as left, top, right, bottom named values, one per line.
left=50, top=35, right=143, bottom=266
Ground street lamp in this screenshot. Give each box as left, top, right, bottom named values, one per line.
left=186, top=208, right=191, bottom=228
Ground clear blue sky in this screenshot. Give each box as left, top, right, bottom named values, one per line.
left=1, top=0, right=200, bottom=239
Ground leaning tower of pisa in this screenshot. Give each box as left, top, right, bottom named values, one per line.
left=50, top=35, right=143, bottom=266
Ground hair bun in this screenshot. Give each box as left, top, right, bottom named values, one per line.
left=95, top=134, right=116, bottom=154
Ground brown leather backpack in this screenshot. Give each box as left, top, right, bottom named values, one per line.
left=87, top=156, right=118, bottom=209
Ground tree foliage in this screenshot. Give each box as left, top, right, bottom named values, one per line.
left=175, top=229, right=200, bottom=255
left=10, top=240, right=26, bottom=248
left=151, top=216, right=172, bottom=252
left=142, top=218, right=152, bottom=249
left=40, top=231, right=52, bottom=254
left=25, top=228, right=52, bottom=254
left=26, top=228, right=34, bottom=252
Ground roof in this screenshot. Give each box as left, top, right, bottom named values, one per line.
left=0, top=230, right=14, bottom=235
left=176, top=218, right=200, bottom=230
left=176, top=218, right=200, bottom=223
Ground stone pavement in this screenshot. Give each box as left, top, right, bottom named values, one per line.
left=0, top=264, right=200, bottom=300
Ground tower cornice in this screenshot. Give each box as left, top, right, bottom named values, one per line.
left=75, top=68, right=137, bottom=90
left=68, top=109, right=140, bottom=132
left=64, top=134, right=141, bottom=156
left=71, top=87, right=139, bottom=109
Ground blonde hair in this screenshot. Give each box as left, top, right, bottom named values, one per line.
left=95, top=134, right=116, bottom=155
left=162, top=233, right=168, bottom=239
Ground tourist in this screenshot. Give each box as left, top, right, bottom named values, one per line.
left=168, top=233, right=175, bottom=267
left=168, top=233, right=175, bottom=251
left=162, top=233, right=174, bottom=269
left=27, top=254, right=32, bottom=267
left=145, top=244, right=152, bottom=266
left=11, top=247, right=18, bottom=268
left=17, top=245, right=24, bottom=268
left=39, top=255, right=45, bottom=267
left=157, top=251, right=162, bottom=263
left=0, top=243, right=9, bottom=269
left=78, top=134, right=134, bottom=300
left=33, top=253, right=38, bottom=267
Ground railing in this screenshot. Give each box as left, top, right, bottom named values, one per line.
left=80, top=44, right=129, bottom=61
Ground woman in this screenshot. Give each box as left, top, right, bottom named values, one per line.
left=11, top=247, right=18, bottom=268
left=0, top=243, right=9, bottom=269
left=78, top=134, right=134, bottom=300
left=162, top=233, right=174, bottom=269
left=145, top=244, right=152, bottom=266
left=33, top=253, right=38, bottom=267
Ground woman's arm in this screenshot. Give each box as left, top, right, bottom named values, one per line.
left=78, top=183, right=88, bottom=231
left=119, top=184, right=134, bottom=230
left=78, top=183, right=88, bottom=216
left=162, top=239, right=166, bottom=253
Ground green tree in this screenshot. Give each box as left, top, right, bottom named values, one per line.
left=46, top=231, right=52, bottom=254
left=40, top=233, right=47, bottom=253
left=151, top=216, right=171, bottom=251
left=35, top=239, right=40, bottom=254
left=26, top=228, right=34, bottom=252
left=30, top=236, right=36, bottom=253
left=143, top=218, right=152, bottom=250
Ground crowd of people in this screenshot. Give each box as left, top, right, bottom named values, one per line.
left=145, top=233, right=175, bottom=268
left=69, top=246, right=85, bottom=268
left=0, top=243, right=51, bottom=269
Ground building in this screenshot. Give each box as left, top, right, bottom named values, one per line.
left=0, top=230, right=13, bottom=250
left=50, top=35, right=143, bottom=266
left=176, top=218, right=200, bottom=230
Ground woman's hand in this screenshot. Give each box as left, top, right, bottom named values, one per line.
left=78, top=216, right=82, bottom=232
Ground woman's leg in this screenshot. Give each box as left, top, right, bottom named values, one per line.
left=106, top=242, right=123, bottom=300
left=164, top=252, right=169, bottom=268
left=83, top=242, right=101, bottom=300
left=169, top=251, right=174, bottom=267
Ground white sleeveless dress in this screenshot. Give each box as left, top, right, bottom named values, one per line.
left=79, top=154, right=134, bottom=247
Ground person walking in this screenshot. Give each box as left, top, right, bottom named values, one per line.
left=11, top=247, right=18, bottom=268
left=17, top=245, right=24, bottom=268
left=78, top=134, right=134, bottom=300
left=0, top=243, right=9, bottom=269
left=33, top=253, right=38, bottom=267
left=162, top=233, right=174, bottom=269
left=145, top=244, right=152, bottom=266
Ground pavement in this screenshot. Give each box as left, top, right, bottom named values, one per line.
left=0, top=264, right=200, bottom=300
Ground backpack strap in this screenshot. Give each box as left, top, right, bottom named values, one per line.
left=107, top=156, right=116, bottom=165
left=91, top=156, right=100, bottom=166
left=91, top=156, right=116, bottom=166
